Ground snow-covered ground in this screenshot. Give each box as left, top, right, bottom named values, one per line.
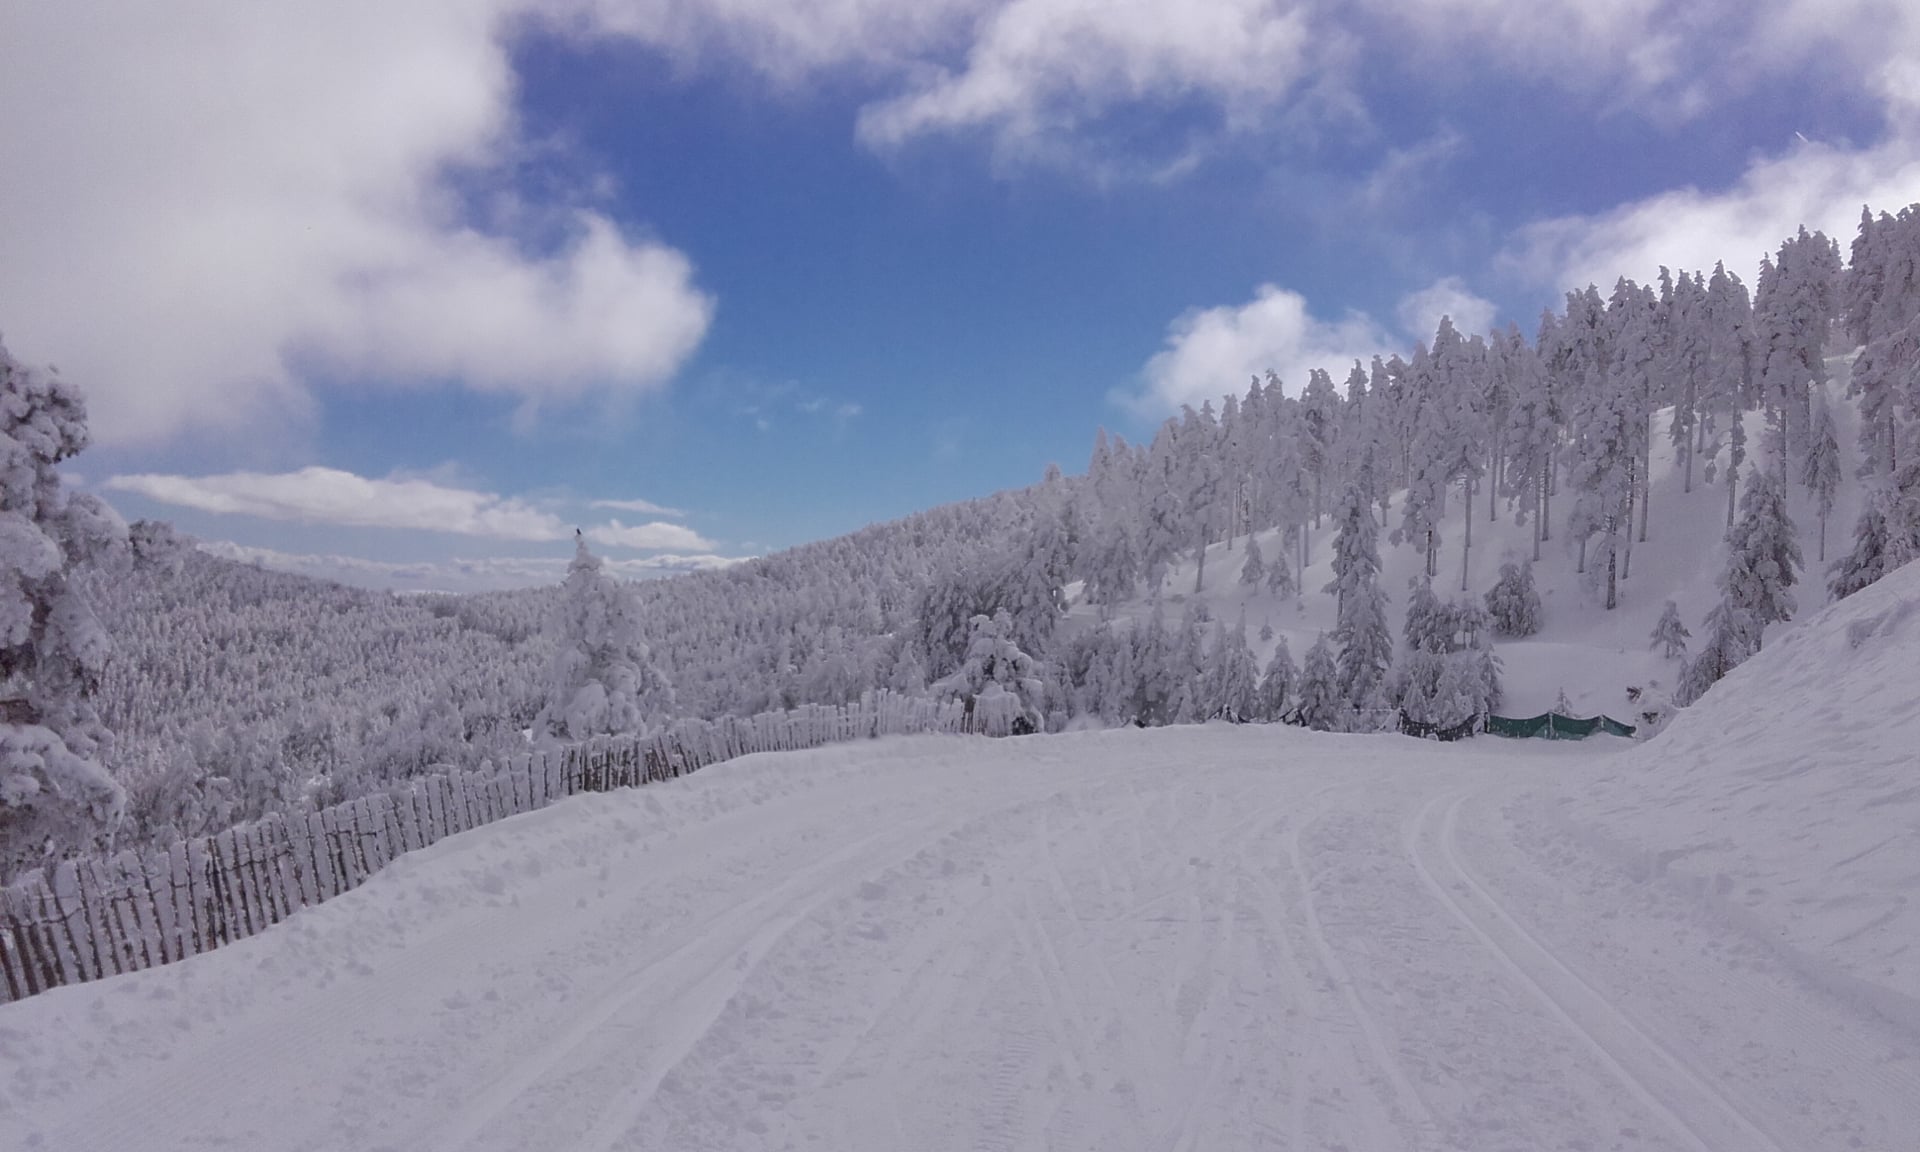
left=3, top=555, right=1917, bottom=1152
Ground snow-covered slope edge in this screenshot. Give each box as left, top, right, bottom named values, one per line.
left=1554, top=556, right=1920, bottom=1005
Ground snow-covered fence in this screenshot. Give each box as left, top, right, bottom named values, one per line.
left=0, top=690, right=970, bottom=1005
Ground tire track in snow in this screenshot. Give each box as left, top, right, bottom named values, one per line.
left=24, top=780, right=861, bottom=1152
left=1408, top=790, right=1788, bottom=1152
left=550, top=763, right=1159, bottom=1152
left=424, top=818, right=910, bottom=1152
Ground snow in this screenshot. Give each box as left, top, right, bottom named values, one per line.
left=4, top=552, right=1919, bottom=1151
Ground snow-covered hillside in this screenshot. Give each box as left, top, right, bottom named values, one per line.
left=1077, top=353, right=1871, bottom=722
left=4, top=559, right=1917, bottom=1151
left=1551, top=549, right=1920, bottom=1004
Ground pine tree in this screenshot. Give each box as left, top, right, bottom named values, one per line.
left=0, top=339, right=129, bottom=879
left=1240, top=531, right=1266, bottom=587
left=1675, top=601, right=1755, bottom=707
left=1829, top=502, right=1892, bottom=601
left=929, top=609, right=1047, bottom=735
left=1720, top=471, right=1801, bottom=645
left=1649, top=600, right=1690, bottom=659
left=1202, top=616, right=1259, bottom=721
left=1323, top=481, right=1393, bottom=710
left=1800, top=392, right=1842, bottom=561
left=1402, top=578, right=1448, bottom=655
left=1295, top=634, right=1343, bottom=731
left=1483, top=557, right=1543, bottom=637
left=1396, top=590, right=1500, bottom=729
left=535, top=535, right=674, bottom=743
left=1679, top=471, right=1802, bottom=706
left=1266, top=526, right=1298, bottom=598
left=1258, top=637, right=1297, bottom=721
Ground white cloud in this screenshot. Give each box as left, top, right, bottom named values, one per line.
left=1360, top=0, right=1693, bottom=106
left=1505, top=137, right=1920, bottom=291
left=1362, top=126, right=1464, bottom=210
left=1128, top=284, right=1391, bottom=414
left=1469, top=0, right=1920, bottom=300
left=856, top=0, right=1317, bottom=156
left=0, top=3, right=713, bottom=446
left=104, top=466, right=718, bottom=551
left=590, top=497, right=687, bottom=517
left=564, top=0, right=980, bottom=83
left=197, top=539, right=748, bottom=593
left=1397, top=276, right=1498, bottom=342
left=587, top=519, right=716, bottom=551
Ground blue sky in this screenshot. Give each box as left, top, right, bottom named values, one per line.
left=3, top=2, right=1917, bottom=590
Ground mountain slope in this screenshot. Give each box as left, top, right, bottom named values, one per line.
left=1074, top=354, right=1871, bottom=721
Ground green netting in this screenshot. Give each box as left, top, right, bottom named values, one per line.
left=1485, top=712, right=1636, bottom=740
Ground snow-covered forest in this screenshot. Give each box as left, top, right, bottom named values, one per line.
left=6, top=202, right=1920, bottom=882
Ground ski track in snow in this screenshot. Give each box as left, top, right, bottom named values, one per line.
left=3, top=724, right=1919, bottom=1152
left=1409, top=790, right=1779, bottom=1152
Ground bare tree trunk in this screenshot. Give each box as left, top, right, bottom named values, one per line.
left=1541, top=456, right=1554, bottom=543
left=1532, top=476, right=1543, bottom=563
left=1638, top=425, right=1651, bottom=543
left=1296, top=522, right=1306, bottom=600
left=1462, top=476, right=1473, bottom=592
left=1605, top=529, right=1618, bottom=610
left=1682, top=412, right=1695, bottom=493
left=1193, top=523, right=1208, bottom=594
left=1622, top=460, right=1636, bottom=582
left=1489, top=434, right=1502, bottom=523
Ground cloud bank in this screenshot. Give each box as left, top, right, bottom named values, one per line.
left=197, top=539, right=746, bottom=594
left=103, top=467, right=716, bottom=552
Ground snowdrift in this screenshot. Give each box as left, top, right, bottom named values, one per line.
left=1562, top=558, right=1920, bottom=1006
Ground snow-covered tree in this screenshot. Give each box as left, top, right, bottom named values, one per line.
left=1239, top=531, right=1266, bottom=586
left=535, top=535, right=673, bottom=744
left=1324, top=481, right=1393, bottom=710
left=1265, top=527, right=1298, bottom=598
left=1678, top=472, right=1802, bottom=706
left=929, top=609, right=1047, bottom=735
left=1753, top=227, right=1841, bottom=476
left=1675, top=601, right=1754, bottom=707
left=1649, top=600, right=1690, bottom=659
left=1502, top=323, right=1557, bottom=561
left=1483, top=557, right=1543, bottom=637
left=1720, top=471, right=1801, bottom=645
left=1801, top=392, right=1843, bottom=561
left=1257, top=636, right=1296, bottom=721
left=1200, top=615, right=1259, bottom=721
left=1295, top=634, right=1342, bottom=731
left=1397, top=587, right=1501, bottom=730
left=1829, top=502, right=1892, bottom=601
left=1829, top=473, right=1920, bottom=600
left=0, top=338, right=129, bottom=879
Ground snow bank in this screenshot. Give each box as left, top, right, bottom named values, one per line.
left=1560, top=558, right=1920, bottom=1005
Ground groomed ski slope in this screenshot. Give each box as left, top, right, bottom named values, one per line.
left=5, top=567, right=1920, bottom=1151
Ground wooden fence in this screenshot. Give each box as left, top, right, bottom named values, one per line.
left=0, top=690, right=973, bottom=1006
